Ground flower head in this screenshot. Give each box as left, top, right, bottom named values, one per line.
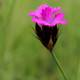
left=29, top=4, right=67, bottom=26
left=29, top=5, right=67, bottom=51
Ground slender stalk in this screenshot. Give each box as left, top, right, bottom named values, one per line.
left=50, top=51, right=67, bottom=80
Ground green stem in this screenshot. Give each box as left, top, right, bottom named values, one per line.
left=50, top=51, right=67, bottom=80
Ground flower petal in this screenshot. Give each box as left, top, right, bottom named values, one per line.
left=32, top=17, right=50, bottom=26
left=57, top=20, right=67, bottom=24
left=52, top=20, right=67, bottom=26
left=37, top=4, right=48, bottom=11
left=53, top=12, right=65, bottom=21
left=29, top=12, right=36, bottom=16
left=29, top=5, right=67, bottom=26
left=29, top=5, right=48, bottom=18
left=52, top=12, right=66, bottom=25
left=41, top=6, right=54, bottom=22
left=40, top=7, right=62, bottom=23
left=53, top=7, right=62, bottom=14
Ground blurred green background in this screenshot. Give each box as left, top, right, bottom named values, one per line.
left=0, top=0, right=80, bottom=80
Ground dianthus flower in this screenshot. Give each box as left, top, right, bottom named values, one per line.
left=29, top=4, right=67, bottom=51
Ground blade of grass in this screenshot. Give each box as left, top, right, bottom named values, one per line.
left=6, top=0, right=17, bottom=27
left=2, top=0, right=17, bottom=56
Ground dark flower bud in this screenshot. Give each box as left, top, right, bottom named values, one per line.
left=35, top=23, right=59, bottom=52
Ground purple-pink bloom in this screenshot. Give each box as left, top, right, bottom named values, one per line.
left=29, top=5, right=67, bottom=51
left=29, top=5, right=67, bottom=26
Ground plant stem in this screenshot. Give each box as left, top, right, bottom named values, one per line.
left=50, top=51, right=67, bottom=80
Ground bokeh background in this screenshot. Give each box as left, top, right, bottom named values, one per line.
left=0, top=0, right=80, bottom=80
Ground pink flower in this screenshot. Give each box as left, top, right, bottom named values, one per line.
left=29, top=5, right=67, bottom=51
left=29, top=4, right=67, bottom=26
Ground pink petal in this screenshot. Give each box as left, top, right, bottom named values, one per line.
left=52, top=20, right=67, bottom=26
left=37, top=4, right=48, bottom=10
left=29, top=12, right=36, bottom=16
left=40, top=7, right=62, bottom=21
left=41, top=6, right=54, bottom=22
left=40, top=7, right=62, bottom=23
left=51, top=12, right=65, bottom=26
left=29, top=11, right=41, bottom=18
left=32, top=17, right=50, bottom=26
left=57, top=20, right=67, bottom=24
left=53, top=7, right=62, bottom=14
left=29, top=5, right=48, bottom=18
left=53, top=12, right=65, bottom=21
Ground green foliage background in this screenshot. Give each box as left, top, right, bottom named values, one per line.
left=0, top=0, right=80, bottom=80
